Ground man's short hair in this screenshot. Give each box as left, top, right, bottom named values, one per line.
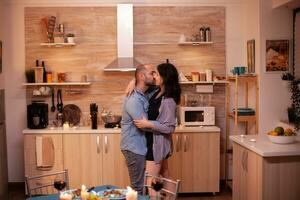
left=135, top=64, right=146, bottom=82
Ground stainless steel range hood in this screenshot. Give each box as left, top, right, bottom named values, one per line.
left=104, top=4, right=141, bottom=72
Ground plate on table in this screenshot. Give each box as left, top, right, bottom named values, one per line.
left=97, top=189, right=127, bottom=200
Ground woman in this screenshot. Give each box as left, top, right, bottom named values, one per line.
left=134, top=62, right=181, bottom=178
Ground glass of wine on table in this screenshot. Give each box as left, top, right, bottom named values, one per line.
left=53, top=174, right=66, bottom=193
left=151, top=179, right=164, bottom=200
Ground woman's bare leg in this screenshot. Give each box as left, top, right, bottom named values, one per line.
left=160, top=160, right=169, bottom=178
left=146, top=161, right=162, bottom=198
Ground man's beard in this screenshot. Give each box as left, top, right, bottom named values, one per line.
left=145, top=79, right=155, bottom=87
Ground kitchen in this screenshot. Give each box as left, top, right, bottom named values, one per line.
left=0, top=0, right=300, bottom=200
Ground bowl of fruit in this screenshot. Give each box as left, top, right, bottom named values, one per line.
left=267, top=127, right=297, bottom=144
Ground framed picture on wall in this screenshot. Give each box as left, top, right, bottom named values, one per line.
left=266, top=40, right=289, bottom=72
left=247, top=39, right=255, bottom=73
left=0, top=41, right=2, bottom=73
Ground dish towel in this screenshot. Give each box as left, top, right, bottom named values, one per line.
left=36, top=136, right=55, bottom=168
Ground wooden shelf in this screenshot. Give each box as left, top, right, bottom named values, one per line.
left=134, top=42, right=173, bottom=45
left=180, top=80, right=228, bottom=85
left=227, top=75, right=257, bottom=82
left=227, top=112, right=256, bottom=122
left=178, top=41, right=213, bottom=45
left=133, top=41, right=214, bottom=45
left=22, top=82, right=91, bottom=86
left=40, top=43, right=76, bottom=47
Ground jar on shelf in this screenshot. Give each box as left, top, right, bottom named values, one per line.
left=57, top=73, right=66, bottom=83
left=191, top=72, right=200, bottom=82
left=46, top=72, right=53, bottom=83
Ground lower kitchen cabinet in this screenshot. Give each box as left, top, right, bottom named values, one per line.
left=24, top=131, right=221, bottom=193
left=63, top=134, right=101, bottom=188
left=233, top=143, right=300, bottom=200
left=232, top=143, right=261, bottom=200
left=102, top=134, right=130, bottom=187
left=24, top=134, right=64, bottom=175
left=63, top=133, right=129, bottom=189
left=168, top=132, right=220, bottom=193
left=24, top=134, right=64, bottom=194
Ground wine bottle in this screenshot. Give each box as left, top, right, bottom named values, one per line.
left=42, top=61, right=47, bottom=83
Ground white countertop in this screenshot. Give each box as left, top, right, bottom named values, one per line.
left=230, top=135, right=300, bottom=157
left=22, top=125, right=220, bottom=134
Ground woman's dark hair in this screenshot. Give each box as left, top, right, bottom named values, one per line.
left=157, top=62, right=181, bottom=104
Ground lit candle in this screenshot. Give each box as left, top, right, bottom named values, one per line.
left=81, top=184, right=89, bottom=200
left=59, top=193, right=72, bottom=200
left=126, top=186, right=137, bottom=200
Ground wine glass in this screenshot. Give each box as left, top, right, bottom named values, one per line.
left=53, top=174, right=66, bottom=193
left=151, top=179, right=163, bottom=200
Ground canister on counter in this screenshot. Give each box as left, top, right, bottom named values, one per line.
left=191, top=72, right=200, bottom=82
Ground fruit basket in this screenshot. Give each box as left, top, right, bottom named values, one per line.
left=268, top=135, right=296, bottom=144
left=267, top=127, right=297, bottom=144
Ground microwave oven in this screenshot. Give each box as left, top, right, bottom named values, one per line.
left=179, top=106, right=215, bottom=126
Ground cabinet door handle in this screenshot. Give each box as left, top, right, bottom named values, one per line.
left=175, top=135, right=180, bottom=152
left=242, top=150, right=245, bottom=171
left=96, top=135, right=100, bottom=154
left=183, top=135, right=188, bottom=152
left=104, top=135, right=108, bottom=154
left=245, top=151, right=248, bottom=172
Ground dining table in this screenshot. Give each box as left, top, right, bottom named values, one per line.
left=26, top=185, right=150, bottom=200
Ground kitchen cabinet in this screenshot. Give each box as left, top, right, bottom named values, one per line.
left=24, top=134, right=64, bottom=175
left=168, top=132, right=220, bottom=193
left=63, top=134, right=101, bottom=188
left=63, top=133, right=129, bottom=189
left=233, top=142, right=300, bottom=200
left=232, top=143, right=261, bottom=200
left=24, top=134, right=64, bottom=194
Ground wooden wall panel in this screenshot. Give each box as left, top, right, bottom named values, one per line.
left=133, top=7, right=225, bottom=75
left=25, top=6, right=226, bottom=177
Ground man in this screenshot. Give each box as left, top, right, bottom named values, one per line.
left=120, top=64, right=156, bottom=194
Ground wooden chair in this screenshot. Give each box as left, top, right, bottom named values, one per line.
left=25, top=169, right=69, bottom=197
left=143, top=172, right=180, bottom=200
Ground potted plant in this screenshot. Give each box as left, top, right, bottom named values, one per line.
left=287, top=106, right=296, bottom=123
left=282, top=72, right=294, bottom=81
left=290, top=80, right=300, bottom=130
left=66, top=33, right=75, bottom=44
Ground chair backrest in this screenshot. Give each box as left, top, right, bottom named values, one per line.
left=25, top=169, right=69, bottom=197
left=143, top=172, right=180, bottom=200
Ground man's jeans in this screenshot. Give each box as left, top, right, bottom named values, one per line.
left=122, top=150, right=146, bottom=194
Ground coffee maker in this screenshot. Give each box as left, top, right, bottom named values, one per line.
left=27, top=101, right=48, bottom=129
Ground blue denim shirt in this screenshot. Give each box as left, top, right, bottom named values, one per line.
left=120, top=88, right=149, bottom=156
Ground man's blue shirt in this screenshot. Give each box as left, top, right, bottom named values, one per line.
left=120, top=89, right=149, bottom=156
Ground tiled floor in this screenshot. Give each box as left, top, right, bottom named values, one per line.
left=9, top=183, right=232, bottom=200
